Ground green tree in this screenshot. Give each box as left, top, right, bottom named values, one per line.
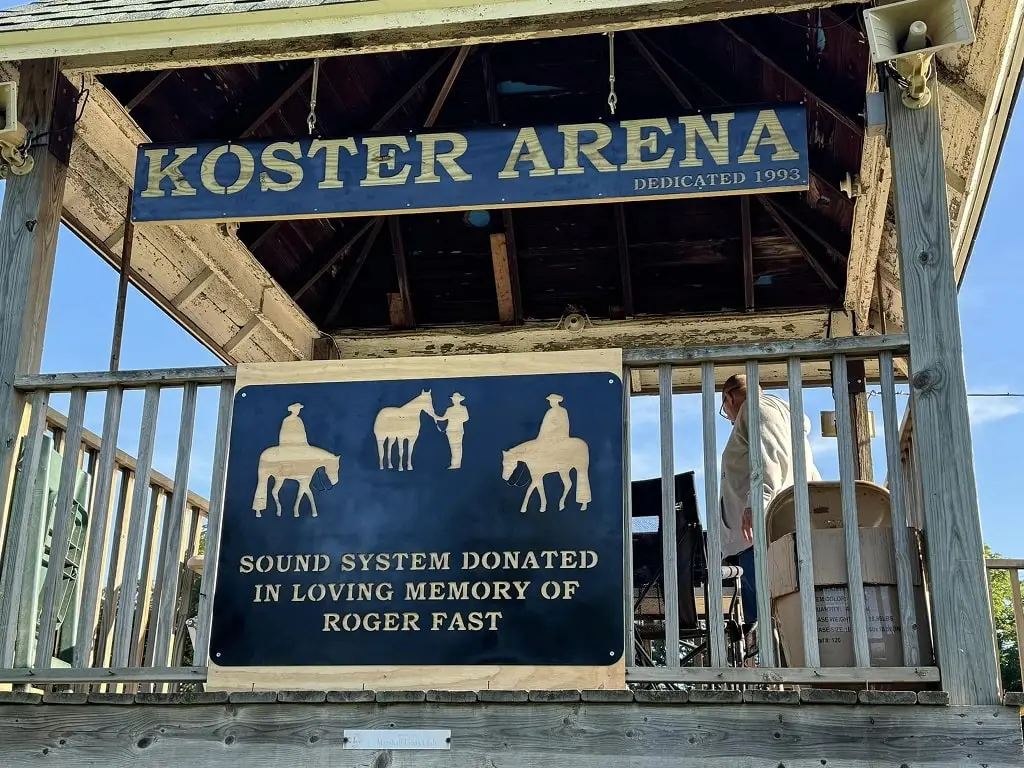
left=986, top=545, right=1022, bottom=692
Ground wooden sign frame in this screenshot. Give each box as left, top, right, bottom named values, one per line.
left=206, top=350, right=627, bottom=692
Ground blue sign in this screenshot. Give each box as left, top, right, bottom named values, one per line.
left=132, top=105, right=808, bottom=223
left=210, top=369, right=624, bottom=668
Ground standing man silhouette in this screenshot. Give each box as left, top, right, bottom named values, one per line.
left=436, top=393, right=470, bottom=469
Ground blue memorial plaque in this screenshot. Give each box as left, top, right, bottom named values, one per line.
left=209, top=367, right=625, bottom=668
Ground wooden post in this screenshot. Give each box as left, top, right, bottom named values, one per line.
left=886, top=78, right=1000, bottom=705
left=842, top=358, right=873, bottom=480
left=0, top=61, right=74, bottom=536
left=109, top=196, right=134, bottom=372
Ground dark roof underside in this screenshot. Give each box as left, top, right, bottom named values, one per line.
left=94, top=7, right=868, bottom=332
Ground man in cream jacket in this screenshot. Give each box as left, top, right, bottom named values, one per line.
left=719, top=374, right=821, bottom=657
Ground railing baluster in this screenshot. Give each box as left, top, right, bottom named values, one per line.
left=744, top=360, right=775, bottom=667
left=832, top=354, right=871, bottom=668
left=195, top=382, right=234, bottom=666
left=34, top=388, right=88, bottom=670
left=143, top=490, right=170, bottom=670
left=131, top=488, right=163, bottom=669
left=0, top=390, right=49, bottom=667
left=74, top=386, right=123, bottom=668
left=111, top=385, right=161, bottom=668
left=700, top=362, right=726, bottom=668
left=151, top=382, right=198, bottom=667
left=658, top=364, right=680, bottom=667
left=879, top=351, right=920, bottom=667
left=622, top=367, right=635, bottom=667
left=1011, top=567, right=1024, bottom=688
left=96, top=469, right=132, bottom=668
left=786, top=357, right=819, bottom=667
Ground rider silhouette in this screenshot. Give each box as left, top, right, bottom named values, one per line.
left=537, top=394, right=570, bottom=441
left=279, top=403, right=309, bottom=447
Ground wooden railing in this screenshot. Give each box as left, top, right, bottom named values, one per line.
left=622, top=333, right=935, bottom=685
left=0, top=336, right=951, bottom=690
left=0, top=367, right=234, bottom=689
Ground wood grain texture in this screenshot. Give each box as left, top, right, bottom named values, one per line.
left=73, top=386, right=123, bottom=667
left=658, top=364, right=680, bottom=666
left=110, top=386, right=160, bottom=667
left=0, top=390, right=48, bottom=666
left=700, top=361, right=726, bottom=668
left=34, top=387, right=87, bottom=669
left=194, top=383, right=235, bottom=664
left=621, top=368, right=635, bottom=666
left=0, top=701, right=1017, bottom=766
left=0, top=59, right=69, bottom=580
left=886, top=81, right=1001, bottom=705
left=150, top=383, right=197, bottom=666
left=489, top=233, right=515, bottom=324
left=830, top=355, right=871, bottom=668
left=234, top=349, right=623, bottom=390
left=743, top=360, right=774, bottom=666
left=786, top=357, right=818, bottom=667
left=879, top=351, right=920, bottom=667
left=626, top=665, right=939, bottom=684
left=15, top=367, right=235, bottom=391
left=206, top=660, right=625, bottom=693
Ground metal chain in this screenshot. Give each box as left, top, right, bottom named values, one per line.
left=307, top=58, right=322, bottom=136
left=607, top=32, right=618, bottom=115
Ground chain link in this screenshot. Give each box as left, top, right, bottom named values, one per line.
left=607, top=32, right=618, bottom=115
left=307, top=58, right=322, bottom=136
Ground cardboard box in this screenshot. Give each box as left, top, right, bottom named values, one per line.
left=768, top=527, right=934, bottom=668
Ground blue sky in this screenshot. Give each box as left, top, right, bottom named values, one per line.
left=0, top=64, right=1021, bottom=561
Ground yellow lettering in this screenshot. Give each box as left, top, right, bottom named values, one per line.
left=239, top=555, right=254, bottom=574
left=620, top=119, right=674, bottom=171
left=417, top=132, right=472, bottom=183
left=498, top=127, right=555, bottom=179
left=679, top=113, right=733, bottom=168
left=259, top=141, right=304, bottom=192
left=340, top=553, right=356, bottom=572
left=430, top=552, right=450, bottom=570
left=557, top=123, right=617, bottom=176
left=403, top=612, right=420, bottom=631
left=361, top=136, right=412, bottom=186
left=200, top=145, right=254, bottom=195
left=738, top=109, right=799, bottom=164
left=141, top=147, right=198, bottom=198
left=309, top=138, right=357, bottom=189
left=406, top=582, right=426, bottom=601
left=323, top=613, right=341, bottom=631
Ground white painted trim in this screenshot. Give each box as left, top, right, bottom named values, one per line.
left=0, top=0, right=840, bottom=62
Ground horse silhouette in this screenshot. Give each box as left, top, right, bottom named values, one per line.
left=374, top=390, right=440, bottom=471
left=252, top=444, right=341, bottom=518
left=501, top=436, right=591, bottom=513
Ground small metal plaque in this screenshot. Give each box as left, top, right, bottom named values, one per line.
left=343, top=729, right=451, bottom=750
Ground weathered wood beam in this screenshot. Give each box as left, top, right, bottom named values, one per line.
left=224, top=317, right=261, bottom=356
left=482, top=47, right=524, bottom=325
left=123, top=70, right=173, bottom=112
left=427, top=45, right=473, bottom=125
left=323, top=218, right=387, bottom=328
left=740, top=196, right=754, bottom=312
left=54, top=0, right=862, bottom=75
left=239, top=62, right=314, bottom=138
left=0, top=699, right=1017, bottom=766
left=886, top=77, right=1000, bottom=706
left=0, top=60, right=74, bottom=666
left=171, top=266, right=216, bottom=309
left=625, top=31, right=693, bottom=110
left=293, top=218, right=378, bottom=301
left=614, top=204, right=635, bottom=317
left=845, top=60, right=892, bottom=334
left=637, top=31, right=848, bottom=201
left=759, top=198, right=838, bottom=292
left=489, top=233, right=516, bottom=323
left=839, top=358, right=873, bottom=480
left=389, top=217, right=415, bottom=329
left=717, top=20, right=861, bottom=135
left=772, top=195, right=847, bottom=263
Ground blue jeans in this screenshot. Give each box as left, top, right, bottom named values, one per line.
left=737, top=547, right=758, bottom=630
